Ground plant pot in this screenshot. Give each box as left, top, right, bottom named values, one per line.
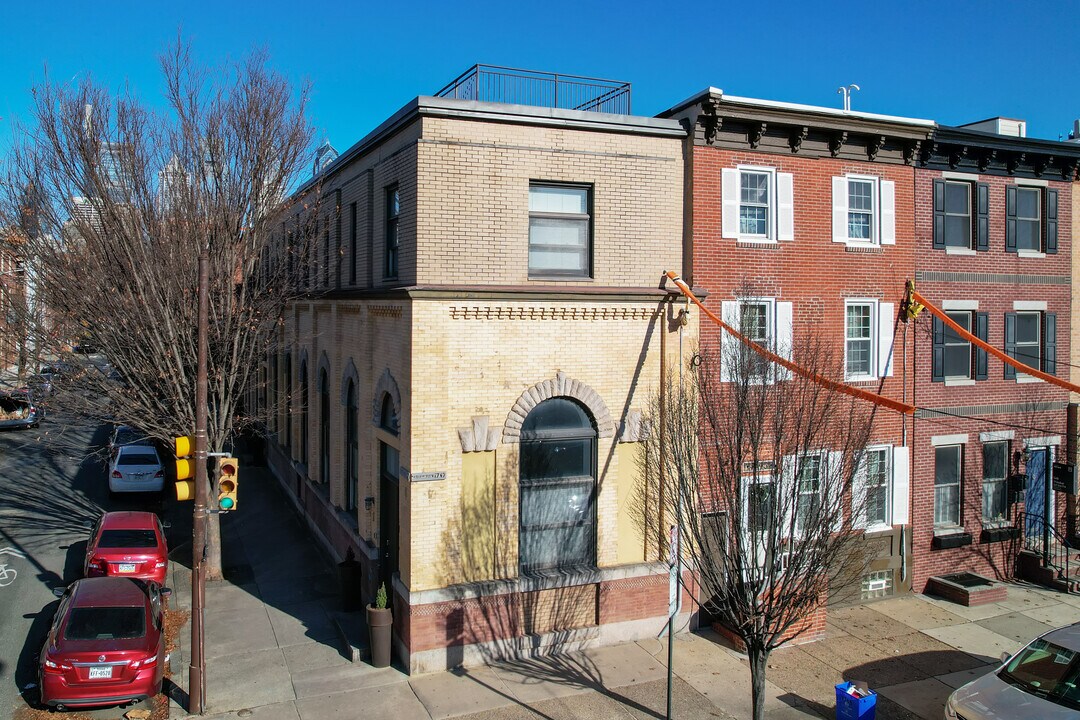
left=366, top=605, right=393, bottom=668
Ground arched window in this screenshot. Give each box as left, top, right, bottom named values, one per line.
left=518, top=397, right=597, bottom=575
left=300, top=360, right=309, bottom=466
left=379, top=393, right=399, bottom=435
left=319, top=368, right=330, bottom=484
left=377, top=392, right=400, bottom=589
left=284, top=353, right=293, bottom=456
left=345, top=380, right=358, bottom=511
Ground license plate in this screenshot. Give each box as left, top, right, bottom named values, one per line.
left=88, top=666, right=112, bottom=679
left=118, top=563, right=136, bottom=573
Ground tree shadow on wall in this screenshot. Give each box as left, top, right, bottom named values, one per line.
left=436, top=454, right=667, bottom=719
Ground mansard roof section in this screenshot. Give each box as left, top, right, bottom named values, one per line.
left=293, top=95, right=685, bottom=196
left=923, top=125, right=1080, bottom=180
left=660, top=88, right=935, bottom=164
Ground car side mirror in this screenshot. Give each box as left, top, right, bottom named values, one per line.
left=52, top=587, right=66, bottom=597
left=160, top=587, right=172, bottom=599
left=1000, top=651, right=1011, bottom=664
left=161, top=521, right=172, bottom=530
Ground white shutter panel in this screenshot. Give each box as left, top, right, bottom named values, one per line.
left=722, top=169, right=740, bottom=239
left=878, top=302, right=895, bottom=378
left=721, top=301, right=739, bottom=382
left=777, top=172, right=794, bottom=241
left=779, top=455, right=796, bottom=540
left=892, top=446, right=910, bottom=525
left=827, top=450, right=845, bottom=532
left=832, top=176, right=849, bottom=243
left=880, top=179, right=896, bottom=244
left=775, top=302, right=793, bottom=381
left=852, top=451, right=868, bottom=530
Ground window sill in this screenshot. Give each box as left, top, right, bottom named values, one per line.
left=933, top=525, right=966, bottom=537
left=843, top=243, right=884, bottom=254
left=519, top=565, right=602, bottom=592
left=944, top=378, right=976, bottom=387
left=528, top=274, right=594, bottom=282
left=864, top=524, right=894, bottom=536
left=1016, top=375, right=1044, bottom=384
left=945, top=246, right=977, bottom=256
left=1017, top=249, right=1046, bottom=259
left=845, top=375, right=880, bottom=384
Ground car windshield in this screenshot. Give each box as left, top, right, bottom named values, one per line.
left=999, top=638, right=1080, bottom=709
left=118, top=453, right=158, bottom=466
left=98, top=530, right=157, bottom=548
left=64, top=607, right=146, bottom=640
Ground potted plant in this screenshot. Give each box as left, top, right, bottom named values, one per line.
left=367, top=583, right=393, bottom=668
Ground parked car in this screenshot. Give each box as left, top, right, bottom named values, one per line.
left=38, top=577, right=168, bottom=710
left=945, top=622, right=1080, bottom=719
left=108, top=425, right=150, bottom=454
left=84, top=512, right=168, bottom=585
left=108, top=445, right=165, bottom=495
left=0, top=389, right=43, bottom=430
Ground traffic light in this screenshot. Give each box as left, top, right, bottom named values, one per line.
left=214, top=457, right=239, bottom=511
left=174, top=435, right=195, bottom=501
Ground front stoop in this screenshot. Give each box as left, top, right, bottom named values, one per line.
left=1016, top=549, right=1080, bottom=593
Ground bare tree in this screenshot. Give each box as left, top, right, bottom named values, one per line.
left=0, top=39, right=319, bottom=577
left=637, top=315, right=879, bottom=720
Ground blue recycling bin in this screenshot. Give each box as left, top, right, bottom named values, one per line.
left=835, top=682, right=876, bottom=720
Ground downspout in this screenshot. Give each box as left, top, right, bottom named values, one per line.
left=659, top=299, right=667, bottom=561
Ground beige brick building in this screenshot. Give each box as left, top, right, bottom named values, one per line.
left=260, top=85, right=693, bottom=673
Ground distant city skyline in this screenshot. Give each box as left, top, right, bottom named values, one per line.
left=2, top=0, right=1079, bottom=164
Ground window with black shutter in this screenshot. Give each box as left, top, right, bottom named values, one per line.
left=1044, top=313, right=1056, bottom=375
left=975, top=312, right=989, bottom=380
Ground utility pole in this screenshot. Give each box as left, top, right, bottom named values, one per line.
left=190, top=250, right=209, bottom=715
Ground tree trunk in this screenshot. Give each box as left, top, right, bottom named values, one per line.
left=747, top=645, right=770, bottom=720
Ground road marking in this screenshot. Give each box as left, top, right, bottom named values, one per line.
left=0, top=547, right=26, bottom=559
left=0, top=563, right=16, bottom=587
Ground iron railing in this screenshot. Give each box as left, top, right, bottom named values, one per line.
left=435, top=65, right=631, bottom=115
left=1018, top=511, right=1074, bottom=589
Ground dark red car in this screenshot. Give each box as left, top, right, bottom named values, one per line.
left=84, top=512, right=168, bottom=585
left=39, top=577, right=168, bottom=710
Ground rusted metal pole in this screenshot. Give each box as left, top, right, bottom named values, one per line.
left=190, top=250, right=209, bottom=714
left=659, top=300, right=667, bottom=561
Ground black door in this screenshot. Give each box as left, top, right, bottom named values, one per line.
left=379, top=441, right=400, bottom=591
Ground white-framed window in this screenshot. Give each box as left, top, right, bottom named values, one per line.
left=832, top=174, right=895, bottom=245
left=863, top=447, right=891, bottom=529
left=856, top=445, right=909, bottom=530
left=944, top=311, right=974, bottom=380
left=1015, top=187, right=1042, bottom=252
left=844, top=299, right=895, bottom=381
left=982, top=441, right=1009, bottom=523
left=1014, top=311, right=1041, bottom=371
left=934, top=444, right=963, bottom=527
left=943, top=181, right=973, bottom=248
left=721, top=166, right=794, bottom=242
left=528, top=182, right=592, bottom=278
left=720, top=298, right=793, bottom=383
left=795, top=455, right=822, bottom=537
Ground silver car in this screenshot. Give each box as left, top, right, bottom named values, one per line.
left=945, top=623, right=1080, bottom=719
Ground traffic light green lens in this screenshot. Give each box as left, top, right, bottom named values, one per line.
left=220, top=497, right=235, bottom=510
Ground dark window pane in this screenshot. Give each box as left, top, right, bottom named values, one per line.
left=65, top=607, right=146, bottom=640
left=1016, top=220, right=1040, bottom=251
left=98, top=530, right=157, bottom=549
left=944, top=183, right=969, bottom=214
left=520, top=480, right=593, bottom=527
left=521, top=398, right=591, bottom=435
left=935, top=446, right=960, bottom=486
left=1016, top=188, right=1040, bottom=219
left=1015, top=313, right=1039, bottom=344
left=521, top=439, right=591, bottom=479
left=118, top=454, right=158, bottom=466
left=983, top=442, right=1008, bottom=478
left=944, top=216, right=971, bottom=247
left=943, top=345, right=971, bottom=378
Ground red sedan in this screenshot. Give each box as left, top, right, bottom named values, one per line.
left=84, top=512, right=168, bottom=585
left=39, top=577, right=168, bottom=710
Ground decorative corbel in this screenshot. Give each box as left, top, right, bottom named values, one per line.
left=977, top=149, right=996, bottom=173
left=903, top=140, right=921, bottom=166
left=699, top=100, right=721, bottom=145
left=947, top=145, right=967, bottom=170
left=748, top=122, right=767, bottom=149
left=1033, top=155, right=1052, bottom=177
left=1062, top=160, right=1078, bottom=181
left=867, top=135, right=887, bottom=161
left=919, top=140, right=936, bottom=166
left=829, top=131, right=848, bottom=157
left=1006, top=152, right=1025, bottom=175
left=787, top=126, right=809, bottom=154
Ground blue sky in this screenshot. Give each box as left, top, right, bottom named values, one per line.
left=2, top=0, right=1079, bottom=157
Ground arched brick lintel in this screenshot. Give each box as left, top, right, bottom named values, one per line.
left=503, top=371, right=615, bottom=443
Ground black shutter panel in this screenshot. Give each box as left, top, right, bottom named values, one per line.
left=976, top=183, right=990, bottom=252
left=932, top=316, right=945, bottom=382
left=933, top=179, right=946, bottom=249
left=1044, top=313, right=1057, bottom=375
left=1004, top=313, right=1017, bottom=379
left=975, top=312, right=989, bottom=380
left=1046, top=189, right=1058, bottom=254
left=1005, top=186, right=1018, bottom=253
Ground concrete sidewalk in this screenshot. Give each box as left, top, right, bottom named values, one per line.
left=164, top=470, right=1080, bottom=720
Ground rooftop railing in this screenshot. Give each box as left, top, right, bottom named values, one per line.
left=435, top=65, right=631, bottom=115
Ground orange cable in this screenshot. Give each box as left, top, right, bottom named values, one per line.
left=910, top=289, right=1080, bottom=395
left=665, top=271, right=915, bottom=415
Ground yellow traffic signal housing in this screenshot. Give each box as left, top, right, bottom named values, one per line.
left=214, top=457, right=239, bottom=511
left=174, top=435, right=195, bottom=501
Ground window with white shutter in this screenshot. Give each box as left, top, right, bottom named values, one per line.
left=720, top=298, right=793, bottom=384
left=832, top=175, right=895, bottom=245
left=721, top=166, right=794, bottom=242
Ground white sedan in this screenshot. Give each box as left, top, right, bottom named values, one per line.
left=108, top=444, right=165, bottom=494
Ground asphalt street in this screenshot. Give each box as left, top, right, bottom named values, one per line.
left=0, top=410, right=173, bottom=718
